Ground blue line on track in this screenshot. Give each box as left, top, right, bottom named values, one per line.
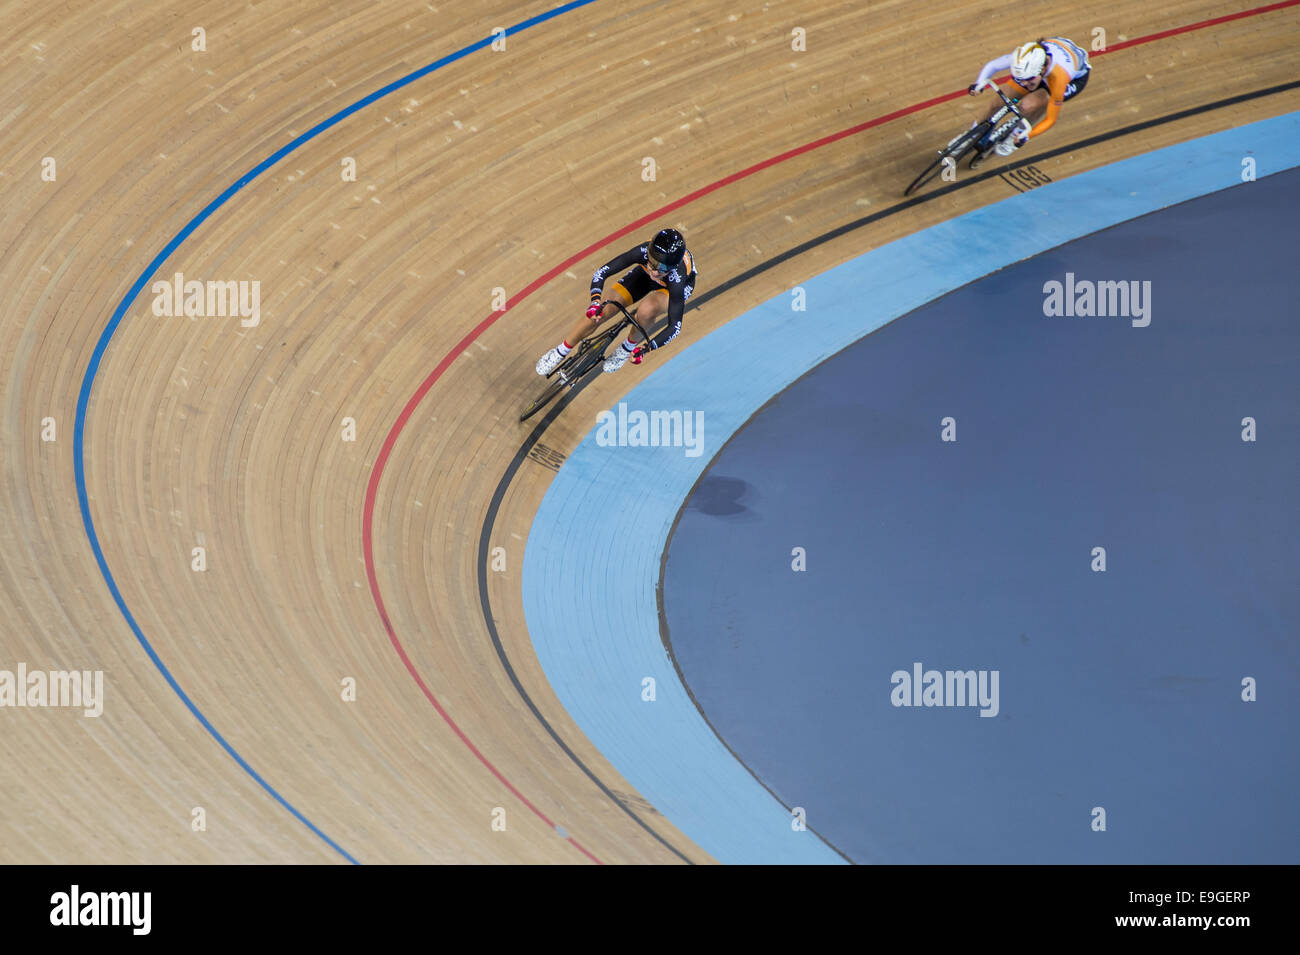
left=72, top=0, right=601, bottom=866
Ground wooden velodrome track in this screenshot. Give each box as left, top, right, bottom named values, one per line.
left=1, top=0, right=1297, bottom=864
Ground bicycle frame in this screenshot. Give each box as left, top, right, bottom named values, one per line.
left=601, top=299, right=655, bottom=349
left=519, top=299, right=658, bottom=422
left=553, top=300, right=653, bottom=385
left=903, top=83, right=1032, bottom=195
left=983, top=84, right=1031, bottom=147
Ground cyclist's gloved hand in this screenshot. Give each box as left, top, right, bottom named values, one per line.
left=586, top=300, right=603, bottom=320
left=968, top=80, right=990, bottom=95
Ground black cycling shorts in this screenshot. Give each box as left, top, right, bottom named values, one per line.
left=1062, top=69, right=1089, bottom=101
left=611, top=266, right=697, bottom=305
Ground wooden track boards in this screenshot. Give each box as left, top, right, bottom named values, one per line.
left=1, top=0, right=1296, bottom=863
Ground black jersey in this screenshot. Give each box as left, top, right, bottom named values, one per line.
left=590, top=243, right=697, bottom=350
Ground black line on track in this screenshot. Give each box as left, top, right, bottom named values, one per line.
left=691, top=80, right=1300, bottom=309
left=480, top=80, right=1300, bottom=866
left=477, top=380, right=698, bottom=864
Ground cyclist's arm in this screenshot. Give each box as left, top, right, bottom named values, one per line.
left=590, top=247, right=645, bottom=302
left=974, top=54, right=1012, bottom=88
left=1027, top=67, right=1068, bottom=138
left=646, top=284, right=686, bottom=350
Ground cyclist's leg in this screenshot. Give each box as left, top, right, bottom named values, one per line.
left=603, top=285, right=667, bottom=372
left=559, top=280, right=633, bottom=354
left=630, top=271, right=695, bottom=345
left=627, top=290, right=669, bottom=344
left=1018, top=87, right=1050, bottom=125
left=539, top=277, right=635, bottom=375
left=605, top=271, right=696, bottom=371
left=980, top=89, right=1048, bottom=152
left=980, top=80, right=1049, bottom=131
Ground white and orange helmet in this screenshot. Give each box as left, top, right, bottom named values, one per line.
left=1010, top=41, right=1049, bottom=84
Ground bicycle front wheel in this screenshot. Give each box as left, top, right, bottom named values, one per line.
left=903, top=126, right=982, bottom=196
left=519, top=377, right=567, bottom=422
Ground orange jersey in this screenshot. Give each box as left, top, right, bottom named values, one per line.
left=1009, top=37, right=1090, bottom=138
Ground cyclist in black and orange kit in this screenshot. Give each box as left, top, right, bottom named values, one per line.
left=536, top=228, right=698, bottom=376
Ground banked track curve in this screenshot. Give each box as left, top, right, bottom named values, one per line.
left=49, top=0, right=1300, bottom=864
left=388, top=4, right=1300, bottom=862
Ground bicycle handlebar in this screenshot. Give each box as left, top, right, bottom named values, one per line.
left=600, top=300, right=654, bottom=352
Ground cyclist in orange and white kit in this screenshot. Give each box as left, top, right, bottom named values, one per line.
left=968, top=37, right=1092, bottom=155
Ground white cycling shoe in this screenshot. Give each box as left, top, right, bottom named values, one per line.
left=995, top=138, right=1018, bottom=157
left=536, top=346, right=565, bottom=376
left=603, top=345, right=632, bottom=374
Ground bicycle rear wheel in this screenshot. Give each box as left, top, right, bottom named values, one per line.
left=969, top=141, right=997, bottom=170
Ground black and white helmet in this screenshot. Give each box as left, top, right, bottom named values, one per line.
left=647, top=228, right=685, bottom=272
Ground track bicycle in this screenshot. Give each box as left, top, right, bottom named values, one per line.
left=519, top=300, right=652, bottom=422
left=904, top=85, right=1031, bottom=196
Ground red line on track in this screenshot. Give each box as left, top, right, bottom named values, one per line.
left=361, top=0, right=1299, bottom=863
left=1100, top=0, right=1300, bottom=53
left=362, top=462, right=602, bottom=863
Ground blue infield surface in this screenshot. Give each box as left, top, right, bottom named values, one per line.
left=524, top=112, right=1300, bottom=864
